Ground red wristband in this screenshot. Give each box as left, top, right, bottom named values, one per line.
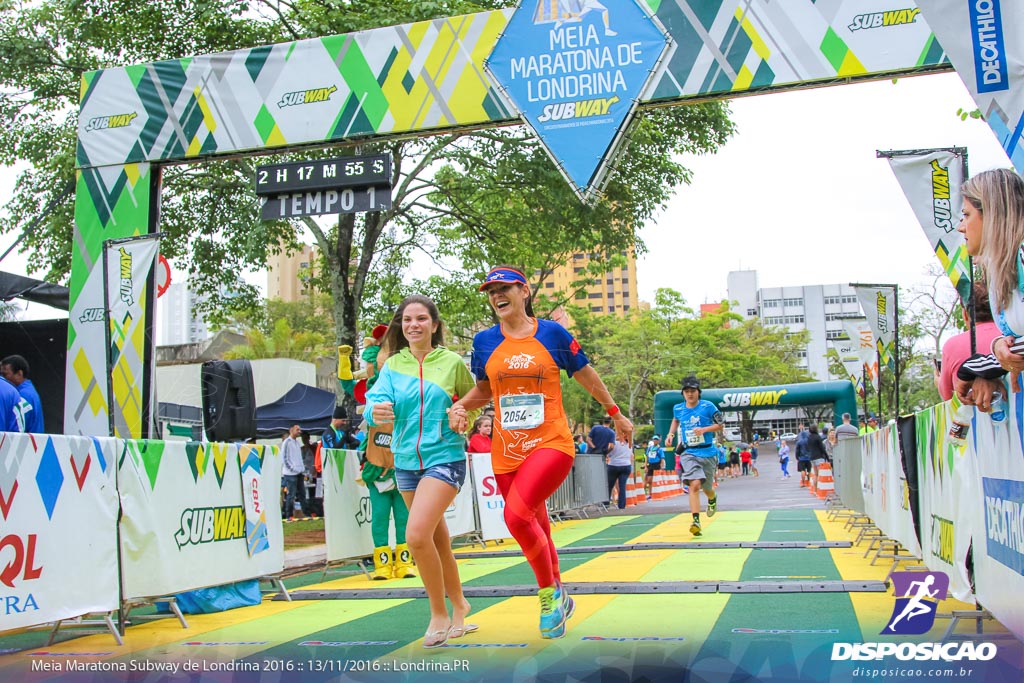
left=607, top=405, right=620, bottom=417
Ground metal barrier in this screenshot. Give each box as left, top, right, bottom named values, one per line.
left=572, top=454, right=609, bottom=507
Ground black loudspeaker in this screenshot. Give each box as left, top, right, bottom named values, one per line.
left=201, top=360, right=257, bottom=442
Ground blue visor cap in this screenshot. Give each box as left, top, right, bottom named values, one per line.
left=480, top=267, right=528, bottom=291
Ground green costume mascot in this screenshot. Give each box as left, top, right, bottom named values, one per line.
left=337, top=326, right=414, bottom=581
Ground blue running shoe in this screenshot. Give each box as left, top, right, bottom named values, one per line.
left=538, top=586, right=566, bottom=638
left=555, top=583, right=576, bottom=621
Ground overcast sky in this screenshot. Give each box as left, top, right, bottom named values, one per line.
left=637, top=71, right=1010, bottom=308
left=0, top=71, right=1013, bottom=320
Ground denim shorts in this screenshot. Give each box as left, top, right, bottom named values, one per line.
left=395, top=460, right=467, bottom=492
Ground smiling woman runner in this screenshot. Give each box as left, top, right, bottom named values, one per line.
left=448, top=265, right=633, bottom=639
left=364, top=294, right=478, bottom=649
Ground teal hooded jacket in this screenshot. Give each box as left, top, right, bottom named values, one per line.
left=364, top=346, right=476, bottom=471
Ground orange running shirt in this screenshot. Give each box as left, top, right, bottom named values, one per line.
left=471, top=319, right=590, bottom=474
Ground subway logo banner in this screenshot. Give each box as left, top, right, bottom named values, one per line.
left=917, top=0, right=1024, bottom=169
left=68, top=2, right=952, bottom=437
left=0, top=433, right=119, bottom=631
left=322, top=449, right=377, bottom=562
left=886, top=150, right=970, bottom=303
left=117, top=440, right=282, bottom=600
left=104, top=236, right=159, bottom=440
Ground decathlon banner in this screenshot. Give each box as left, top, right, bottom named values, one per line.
left=469, top=452, right=511, bottom=542
left=103, top=235, right=159, bottom=439
left=971, top=388, right=1024, bottom=639
left=118, top=440, right=283, bottom=600
left=917, top=0, right=1024, bottom=169
left=885, top=149, right=970, bottom=302
left=842, top=318, right=879, bottom=393
left=0, top=433, right=119, bottom=632
left=913, top=401, right=980, bottom=602
left=322, top=449, right=375, bottom=562
left=861, top=425, right=921, bottom=556
left=854, top=286, right=897, bottom=370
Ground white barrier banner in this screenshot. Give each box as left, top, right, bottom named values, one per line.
left=469, top=453, right=511, bottom=541
left=914, top=402, right=980, bottom=601
left=862, top=425, right=920, bottom=556
left=972, top=389, right=1024, bottom=639
left=445, top=474, right=476, bottom=538
left=0, top=433, right=119, bottom=631
left=323, top=449, right=374, bottom=562
left=119, top=440, right=283, bottom=599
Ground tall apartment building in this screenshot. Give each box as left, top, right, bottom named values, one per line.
left=542, top=250, right=639, bottom=317
left=156, top=282, right=212, bottom=346
left=726, top=269, right=863, bottom=431
left=267, top=244, right=318, bottom=303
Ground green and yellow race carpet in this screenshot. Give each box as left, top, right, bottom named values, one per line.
left=2, top=510, right=1020, bottom=682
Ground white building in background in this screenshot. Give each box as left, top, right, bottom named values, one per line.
left=156, top=282, right=212, bottom=346
left=726, top=270, right=863, bottom=432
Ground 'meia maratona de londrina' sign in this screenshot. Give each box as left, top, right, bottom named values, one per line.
left=485, top=0, right=673, bottom=202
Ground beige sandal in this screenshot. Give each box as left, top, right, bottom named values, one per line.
left=447, top=623, right=479, bottom=639
left=423, top=627, right=450, bottom=649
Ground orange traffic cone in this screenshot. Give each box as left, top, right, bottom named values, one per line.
left=816, top=463, right=835, bottom=500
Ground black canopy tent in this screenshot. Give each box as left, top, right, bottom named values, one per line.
left=255, top=383, right=336, bottom=438
left=0, top=271, right=70, bottom=311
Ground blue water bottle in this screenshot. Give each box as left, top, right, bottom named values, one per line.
left=991, top=391, right=1006, bottom=423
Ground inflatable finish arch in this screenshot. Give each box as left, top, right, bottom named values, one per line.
left=653, top=380, right=859, bottom=444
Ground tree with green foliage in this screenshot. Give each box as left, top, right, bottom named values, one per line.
left=224, top=317, right=328, bottom=363
left=562, top=293, right=811, bottom=432
left=0, top=0, right=735, bottom=411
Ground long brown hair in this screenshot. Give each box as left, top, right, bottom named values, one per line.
left=381, top=294, right=446, bottom=356
left=963, top=169, right=1024, bottom=313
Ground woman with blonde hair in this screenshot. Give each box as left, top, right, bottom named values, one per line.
left=954, top=169, right=1024, bottom=407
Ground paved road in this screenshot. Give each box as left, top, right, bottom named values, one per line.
left=610, top=444, right=825, bottom=515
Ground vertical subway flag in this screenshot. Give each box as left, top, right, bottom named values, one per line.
left=832, top=336, right=865, bottom=397
left=104, top=236, right=159, bottom=439
left=485, top=0, right=673, bottom=201
left=885, top=150, right=970, bottom=302
left=855, top=287, right=897, bottom=372
left=917, top=0, right=1023, bottom=168
left=843, top=318, right=879, bottom=393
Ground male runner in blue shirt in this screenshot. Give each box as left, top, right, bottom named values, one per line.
left=665, top=376, right=722, bottom=536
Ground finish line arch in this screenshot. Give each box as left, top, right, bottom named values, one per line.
left=65, top=2, right=1007, bottom=437
left=653, top=381, right=859, bottom=444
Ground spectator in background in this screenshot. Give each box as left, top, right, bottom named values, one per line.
left=778, top=439, right=791, bottom=479
left=574, top=434, right=588, bottom=454
left=606, top=438, right=634, bottom=509
left=935, top=282, right=1001, bottom=402
left=859, top=415, right=879, bottom=435
left=806, top=423, right=829, bottom=490
left=0, top=374, right=28, bottom=432
left=587, top=417, right=616, bottom=456
left=643, top=436, right=664, bottom=500
left=739, top=445, right=751, bottom=476
left=467, top=415, right=493, bottom=454
left=795, top=423, right=812, bottom=487
left=834, top=413, right=859, bottom=441
left=1, top=355, right=42, bottom=433
left=280, top=424, right=307, bottom=521
left=952, top=170, right=1024, bottom=408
